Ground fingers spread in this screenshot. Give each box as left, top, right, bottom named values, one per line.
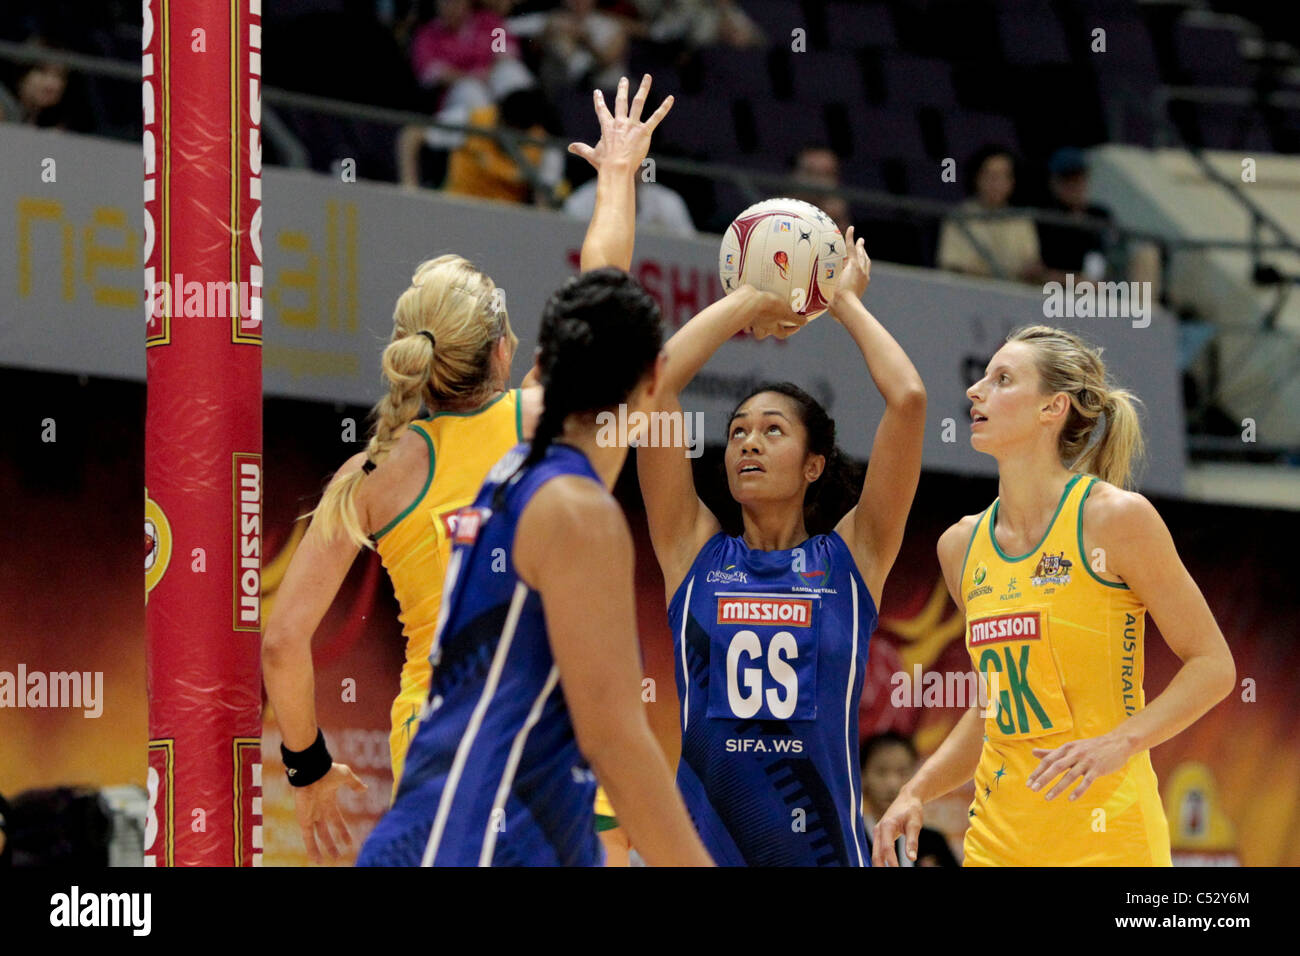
left=300, top=823, right=321, bottom=865
left=614, top=76, right=629, bottom=119
left=645, top=94, right=674, bottom=133
left=630, top=74, right=651, bottom=122
left=593, top=88, right=612, bottom=127
left=316, top=820, right=340, bottom=859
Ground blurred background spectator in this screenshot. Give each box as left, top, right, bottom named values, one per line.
left=563, top=172, right=696, bottom=236
left=632, top=0, right=765, bottom=50
left=402, top=85, right=566, bottom=203
left=409, top=0, right=535, bottom=111
left=788, top=144, right=850, bottom=234
left=537, top=0, right=630, bottom=98
left=1037, top=147, right=1114, bottom=283
left=0, top=38, right=91, bottom=131
left=860, top=732, right=959, bottom=867
left=937, top=145, right=1043, bottom=283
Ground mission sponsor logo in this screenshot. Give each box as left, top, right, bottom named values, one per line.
left=968, top=611, right=1042, bottom=647
left=716, top=596, right=812, bottom=627
left=233, top=454, right=262, bottom=631
left=451, top=506, right=491, bottom=546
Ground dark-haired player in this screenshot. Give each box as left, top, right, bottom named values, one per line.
left=637, top=233, right=927, bottom=865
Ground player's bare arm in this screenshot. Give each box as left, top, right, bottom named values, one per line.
left=872, top=516, right=986, bottom=866
left=515, top=477, right=713, bottom=867
left=637, top=285, right=801, bottom=596
left=830, top=228, right=927, bottom=604
left=570, top=74, right=674, bottom=273
left=1026, top=484, right=1236, bottom=801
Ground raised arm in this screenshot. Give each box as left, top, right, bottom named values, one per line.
left=568, top=74, right=673, bottom=272
left=829, top=229, right=927, bottom=604
left=637, top=285, right=802, bottom=596
left=515, top=478, right=713, bottom=866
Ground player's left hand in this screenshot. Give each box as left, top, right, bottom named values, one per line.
left=830, top=226, right=870, bottom=316
left=568, top=74, right=674, bottom=175
left=1027, top=732, right=1134, bottom=801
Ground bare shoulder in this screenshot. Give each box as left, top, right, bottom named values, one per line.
left=519, top=385, right=543, bottom=441
left=527, top=475, right=623, bottom=530
left=937, top=512, right=982, bottom=570
left=332, top=450, right=371, bottom=483
left=351, top=425, right=432, bottom=531
left=1081, top=480, right=1164, bottom=542
left=515, top=476, right=630, bottom=584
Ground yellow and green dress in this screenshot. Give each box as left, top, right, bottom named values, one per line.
left=373, top=390, right=524, bottom=796
left=958, top=473, right=1172, bottom=866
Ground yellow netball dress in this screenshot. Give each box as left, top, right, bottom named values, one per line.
left=958, top=473, right=1172, bottom=866
left=372, top=389, right=524, bottom=795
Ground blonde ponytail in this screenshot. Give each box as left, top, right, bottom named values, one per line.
left=1007, top=325, right=1146, bottom=489
left=310, top=255, right=515, bottom=549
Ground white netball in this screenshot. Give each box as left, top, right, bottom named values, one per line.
left=718, top=198, right=846, bottom=323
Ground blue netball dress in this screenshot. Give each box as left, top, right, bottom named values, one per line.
left=669, top=530, right=877, bottom=866
left=357, top=443, right=604, bottom=867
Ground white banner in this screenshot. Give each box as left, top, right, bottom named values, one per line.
left=0, top=125, right=1185, bottom=493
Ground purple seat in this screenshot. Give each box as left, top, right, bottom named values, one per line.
left=626, top=39, right=684, bottom=99
left=996, top=3, right=1072, bottom=65
left=697, top=46, right=772, bottom=97
left=942, top=111, right=1021, bottom=164
left=881, top=54, right=957, bottom=108
left=1174, top=21, right=1255, bottom=87
left=747, top=98, right=832, bottom=163
left=738, top=0, right=808, bottom=44
left=841, top=159, right=888, bottom=192
left=1092, top=16, right=1162, bottom=78
left=1191, top=103, right=1274, bottom=152
left=844, top=106, right=930, bottom=162
left=902, top=159, right=965, bottom=202
left=787, top=49, right=864, bottom=103
left=658, top=96, right=744, bottom=162
left=822, top=1, right=897, bottom=51
left=1092, top=69, right=1161, bottom=145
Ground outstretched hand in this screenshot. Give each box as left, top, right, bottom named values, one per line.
left=830, top=225, right=871, bottom=316
left=568, top=74, right=674, bottom=175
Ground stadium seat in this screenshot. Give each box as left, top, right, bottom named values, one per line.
left=881, top=54, right=958, bottom=109
left=995, top=1, right=1072, bottom=66
left=820, top=1, right=897, bottom=51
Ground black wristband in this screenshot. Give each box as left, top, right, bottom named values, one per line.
left=281, top=729, right=332, bottom=788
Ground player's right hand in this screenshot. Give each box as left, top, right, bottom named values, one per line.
left=568, top=74, right=673, bottom=175
left=292, top=762, right=367, bottom=865
left=746, top=288, right=807, bottom=341
left=872, top=790, right=924, bottom=867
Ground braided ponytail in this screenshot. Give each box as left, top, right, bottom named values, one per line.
left=311, top=255, right=514, bottom=549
